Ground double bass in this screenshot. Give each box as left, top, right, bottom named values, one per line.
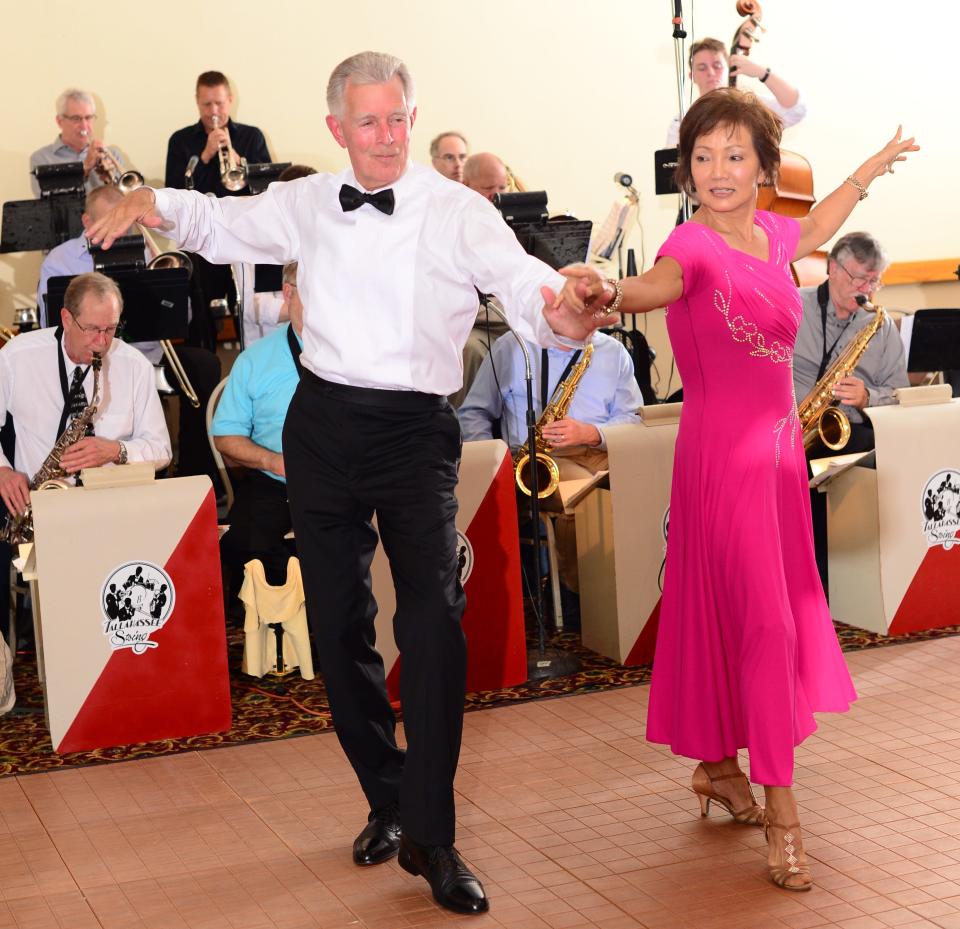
left=729, top=1, right=823, bottom=283
left=728, top=1, right=815, bottom=220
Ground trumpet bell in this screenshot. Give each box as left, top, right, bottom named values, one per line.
left=147, top=250, right=194, bottom=278
left=118, top=170, right=145, bottom=194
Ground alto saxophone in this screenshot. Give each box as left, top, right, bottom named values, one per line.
left=0, top=352, right=103, bottom=545
left=515, top=343, right=594, bottom=499
left=797, top=298, right=886, bottom=452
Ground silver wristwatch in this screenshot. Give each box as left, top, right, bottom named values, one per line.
left=115, top=440, right=128, bottom=465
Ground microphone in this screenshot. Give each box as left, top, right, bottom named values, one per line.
left=613, top=172, right=633, bottom=188
left=184, top=155, right=199, bottom=191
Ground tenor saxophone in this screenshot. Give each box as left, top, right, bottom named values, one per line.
left=0, top=352, right=103, bottom=545
left=515, top=343, right=594, bottom=498
left=797, top=298, right=886, bottom=452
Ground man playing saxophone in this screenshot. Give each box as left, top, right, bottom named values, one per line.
left=458, top=330, right=643, bottom=620
left=0, top=272, right=171, bottom=519
left=792, top=231, right=909, bottom=588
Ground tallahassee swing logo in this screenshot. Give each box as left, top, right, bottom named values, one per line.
left=455, top=530, right=474, bottom=585
left=100, top=561, right=176, bottom=654
left=921, top=470, right=960, bottom=550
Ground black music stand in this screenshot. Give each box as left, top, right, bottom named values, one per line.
left=254, top=263, right=283, bottom=293
left=245, top=162, right=293, bottom=195
left=46, top=268, right=189, bottom=342
left=493, top=190, right=589, bottom=681
left=1, top=198, right=83, bottom=253
left=906, top=310, right=960, bottom=373
left=654, top=148, right=680, bottom=196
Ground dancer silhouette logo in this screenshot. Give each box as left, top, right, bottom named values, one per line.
left=921, top=470, right=960, bottom=550
left=455, top=530, right=474, bottom=584
left=100, top=561, right=176, bottom=654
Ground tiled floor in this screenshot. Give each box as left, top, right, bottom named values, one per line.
left=3, top=636, right=960, bottom=928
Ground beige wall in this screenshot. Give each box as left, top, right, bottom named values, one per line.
left=2, top=0, right=957, bottom=339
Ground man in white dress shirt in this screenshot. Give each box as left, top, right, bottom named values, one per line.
left=87, top=50, right=613, bottom=917
left=0, top=272, right=171, bottom=518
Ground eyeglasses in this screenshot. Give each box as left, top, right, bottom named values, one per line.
left=838, top=262, right=883, bottom=290
left=72, top=319, right=122, bottom=337
left=60, top=114, right=97, bottom=124
left=436, top=153, right=468, bottom=164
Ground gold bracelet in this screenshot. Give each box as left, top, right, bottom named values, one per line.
left=844, top=175, right=868, bottom=201
left=602, top=278, right=624, bottom=316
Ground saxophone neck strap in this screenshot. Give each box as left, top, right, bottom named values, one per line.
left=540, top=347, right=583, bottom=411
left=55, top=325, right=92, bottom=440
left=816, top=281, right=852, bottom=382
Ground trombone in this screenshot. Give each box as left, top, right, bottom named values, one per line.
left=211, top=115, right=247, bottom=191
left=100, top=166, right=203, bottom=408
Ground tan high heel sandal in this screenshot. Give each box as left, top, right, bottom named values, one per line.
left=765, top=820, right=812, bottom=891
left=691, top=763, right=765, bottom=826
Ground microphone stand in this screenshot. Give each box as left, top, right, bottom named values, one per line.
left=671, top=0, right=693, bottom=222
left=479, top=297, right=581, bottom=681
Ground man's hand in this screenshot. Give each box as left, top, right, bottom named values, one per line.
left=266, top=451, right=286, bottom=478
left=0, top=468, right=30, bottom=516
left=82, top=139, right=105, bottom=177
left=201, top=127, right=231, bottom=165
left=728, top=54, right=765, bottom=79
left=541, top=418, right=601, bottom=449
left=833, top=376, right=869, bottom=410
left=86, top=188, right=167, bottom=249
left=60, top=438, right=121, bottom=474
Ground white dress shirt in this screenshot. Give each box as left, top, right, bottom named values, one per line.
left=232, top=261, right=285, bottom=347
left=0, top=328, right=171, bottom=479
left=665, top=91, right=808, bottom=146
left=153, top=162, right=571, bottom=395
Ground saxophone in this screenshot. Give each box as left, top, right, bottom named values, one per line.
left=515, top=343, right=594, bottom=498
left=797, top=298, right=886, bottom=452
left=0, top=352, right=102, bottom=545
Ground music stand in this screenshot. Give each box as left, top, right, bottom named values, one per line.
left=245, top=162, right=293, bottom=195
left=46, top=268, right=189, bottom=342
left=906, top=309, right=960, bottom=372
left=1, top=198, right=83, bottom=253
left=654, top=148, right=680, bottom=196
left=253, top=263, right=283, bottom=293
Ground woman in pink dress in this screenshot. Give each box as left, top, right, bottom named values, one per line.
left=571, top=89, right=917, bottom=890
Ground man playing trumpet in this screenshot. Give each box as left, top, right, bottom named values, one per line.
left=29, top=89, right=125, bottom=198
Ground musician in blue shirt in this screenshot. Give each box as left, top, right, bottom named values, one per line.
left=458, top=329, right=643, bottom=594
left=212, top=261, right=302, bottom=610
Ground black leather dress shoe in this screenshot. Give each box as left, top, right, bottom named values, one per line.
left=352, top=808, right=401, bottom=865
left=398, top=835, right=489, bottom=914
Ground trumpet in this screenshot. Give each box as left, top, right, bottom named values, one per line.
left=211, top=115, right=247, bottom=192
left=95, top=148, right=145, bottom=195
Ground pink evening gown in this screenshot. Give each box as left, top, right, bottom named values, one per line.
left=645, top=211, right=857, bottom=786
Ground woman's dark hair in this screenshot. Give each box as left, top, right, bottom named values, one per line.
left=675, top=88, right=782, bottom=199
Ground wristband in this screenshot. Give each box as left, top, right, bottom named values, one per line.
left=602, top=278, right=624, bottom=316
left=844, top=176, right=869, bottom=201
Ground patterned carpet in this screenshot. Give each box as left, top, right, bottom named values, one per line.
left=1, top=619, right=957, bottom=777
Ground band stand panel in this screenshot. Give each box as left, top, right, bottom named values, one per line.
left=371, top=440, right=527, bottom=700
left=31, top=476, right=231, bottom=753
left=577, top=411, right=679, bottom=665
left=824, top=398, right=960, bottom=634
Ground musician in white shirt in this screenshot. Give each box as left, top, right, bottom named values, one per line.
left=0, top=272, right=170, bottom=517
left=86, top=49, right=612, bottom=918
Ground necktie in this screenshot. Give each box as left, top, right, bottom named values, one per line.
left=338, top=184, right=395, bottom=216
left=68, top=367, right=94, bottom=437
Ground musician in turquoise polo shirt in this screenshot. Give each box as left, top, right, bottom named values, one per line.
left=212, top=261, right=303, bottom=613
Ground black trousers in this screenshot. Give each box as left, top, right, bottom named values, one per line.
left=282, top=371, right=466, bottom=847
left=220, top=469, right=295, bottom=604
left=164, top=346, right=222, bottom=487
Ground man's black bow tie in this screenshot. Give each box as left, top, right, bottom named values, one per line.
left=338, top=184, right=395, bottom=215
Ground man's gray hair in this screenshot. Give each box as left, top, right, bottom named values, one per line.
left=63, top=272, right=123, bottom=317
left=829, top=232, right=889, bottom=272
left=326, top=51, right=415, bottom=117
left=282, top=261, right=298, bottom=286
left=429, top=131, right=468, bottom=158
left=56, top=88, right=95, bottom=116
